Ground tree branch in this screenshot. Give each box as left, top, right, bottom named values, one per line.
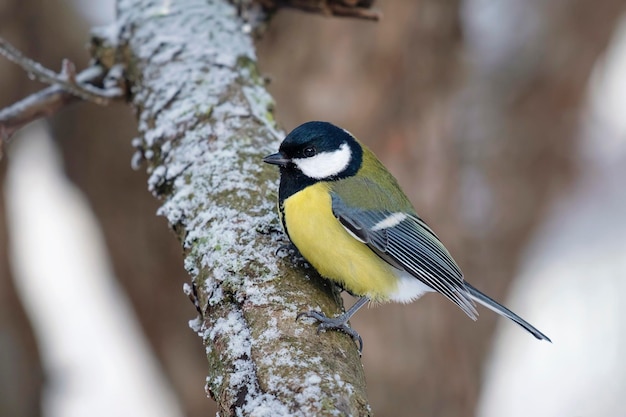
left=259, top=0, right=381, bottom=20
left=117, top=0, right=370, bottom=415
left=0, top=37, right=123, bottom=105
left=0, top=66, right=104, bottom=142
left=0, top=36, right=126, bottom=149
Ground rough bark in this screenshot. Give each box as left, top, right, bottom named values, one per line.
left=113, top=0, right=370, bottom=415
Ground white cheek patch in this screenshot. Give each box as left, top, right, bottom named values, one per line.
left=371, top=212, right=408, bottom=231
left=293, top=143, right=351, bottom=179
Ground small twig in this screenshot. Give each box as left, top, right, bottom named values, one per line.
left=62, top=59, right=77, bottom=84
left=257, top=0, right=381, bottom=21
left=324, top=3, right=380, bottom=20
left=0, top=37, right=123, bottom=105
left=0, top=36, right=127, bottom=147
left=0, top=66, right=106, bottom=142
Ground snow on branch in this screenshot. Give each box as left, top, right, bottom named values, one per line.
left=116, top=0, right=370, bottom=415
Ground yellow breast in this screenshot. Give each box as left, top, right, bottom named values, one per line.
left=283, top=182, right=399, bottom=301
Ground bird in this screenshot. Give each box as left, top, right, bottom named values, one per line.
left=263, top=121, right=551, bottom=351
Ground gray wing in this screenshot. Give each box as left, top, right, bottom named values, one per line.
left=331, top=193, right=477, bottom=319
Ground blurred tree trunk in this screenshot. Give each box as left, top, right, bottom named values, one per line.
left=0, top=0, right=48, bottom=415
left=258, top=1, right=626, bottom=415
left=449, top=3, right=626, bottom=414
left=0, top=164, right=43, bottom=417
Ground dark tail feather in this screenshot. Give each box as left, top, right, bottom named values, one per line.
left=465, top=282, right=552, bottom=343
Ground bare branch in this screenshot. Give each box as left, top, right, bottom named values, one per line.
left=61, top=59, right=78, bottom=83
left=0, top=37, right=123, bottom=105
left=0, top=35, right=126, bottom=146
left=258, top=0, right=381, bottom=20
left=0, top=66, right=107, bottom=142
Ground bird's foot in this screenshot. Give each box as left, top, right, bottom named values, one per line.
left=296, top=310, right=363, bottom=353
left=275, top=242, right=297, bottom=256
left=276, top=243, right=307, bottom=264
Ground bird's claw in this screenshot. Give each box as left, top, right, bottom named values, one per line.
left=276, top=243, right=307, bottom=265
left=275, top=243, right=296, bottom=256
left=296, top=310, right=363, bottom=353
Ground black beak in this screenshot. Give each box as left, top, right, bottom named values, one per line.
left=263, top=152, right=290, bottom=167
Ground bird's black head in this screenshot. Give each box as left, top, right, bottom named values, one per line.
left=263, top=121, right=363, bottom=183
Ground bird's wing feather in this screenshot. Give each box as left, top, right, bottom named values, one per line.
left=331, top=193, right=477, bottom=319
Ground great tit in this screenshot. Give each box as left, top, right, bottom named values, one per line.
left=264, top=121, right=551, bottom=351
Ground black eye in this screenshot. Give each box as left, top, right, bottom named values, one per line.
left=303, top=146, right=316, bottom=157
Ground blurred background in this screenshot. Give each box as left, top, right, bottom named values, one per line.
left=1, top=0, right=626, bottom=416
